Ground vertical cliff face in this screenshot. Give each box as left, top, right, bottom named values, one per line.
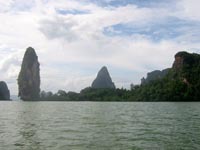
left=92, top=66, right=115, bottom=89
left=172, top=52, right=186, bottom=71
left=0, top=81, right=10, bottom=100
left=18, top=47, right=40, bottom=100
left=172, top=51, right=200, bottom=85
left=172, top=51, right=198, bottom=71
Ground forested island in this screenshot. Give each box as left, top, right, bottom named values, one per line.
left=1, top=47, right=200, bottom=101
left=0, top=81, right=10, bottom=100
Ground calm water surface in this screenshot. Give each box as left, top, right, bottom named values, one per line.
left=0, top=102, right=200, bottom=150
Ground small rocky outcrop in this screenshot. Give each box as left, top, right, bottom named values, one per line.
left=0, top=81, right=10, bottom=100
left=141, top=68, right=170, bottom=85
left=172, top=51, right=199, bottom=71
left=18, top=47, right=40, bottom=100
left=172, top=51, right=200, bottom=85
left=92, top=66, right=115, bottom=89
left=172, top=51, right=187, bottom=71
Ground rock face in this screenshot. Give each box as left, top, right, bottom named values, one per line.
left=141, top=51, right=200, bottom=86
left=141, top=68, right=170, bottom=85
left=92, top=66, right=115, bottom=89
left=172, top=51, right=199, bottom=71
left=172, top=51, right=187, bottom=71
left=172, top=51, right=200, bottom=85
left=18, top=47, right=40, bottom=100
left=0, top=81, right=10, bottom=100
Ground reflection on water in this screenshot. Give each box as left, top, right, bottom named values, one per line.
left=16, top=122, right=41, bottom=149
left=0, top=102, right=200, bottom=150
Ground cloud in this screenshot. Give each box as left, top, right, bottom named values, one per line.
left=0, top=0, right=200, bottom=95
left=40, top=65, right=95, bottom=93
left=38, top=3, right=164, bottom=41
left=176, top=0, right=200, bottom=21
left=39, top=16, right=78, bottom=41
left=0, top=46, right=23, bottom=95
left=56, top=8, right=90, bottom=15
left=84, top=0, right=175, bottom=8
left=104, top=17, right=200, bottom=44
left=0, top=0, right=35, bottom=13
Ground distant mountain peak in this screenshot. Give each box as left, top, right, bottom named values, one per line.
left=91, top=66, right=115, bottom=89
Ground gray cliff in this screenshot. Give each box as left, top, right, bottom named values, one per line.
left=141, top=68, right=170, bottom=85
left=0, top=81, right=10, bottom=100
left=18, top=47, right=40, bottom=100
left=92, top=66, right=115, bottom=89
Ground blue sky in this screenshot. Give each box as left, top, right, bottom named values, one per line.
left=104, top=17, right=200, bottom=42
left=0, top=0, right=200, bottom=95
left=84, top=0, right=173, bottom=7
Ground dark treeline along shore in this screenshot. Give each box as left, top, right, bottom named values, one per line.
left=0, top=47, right=200, bottom=101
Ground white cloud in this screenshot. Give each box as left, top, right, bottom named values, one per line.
left=176, top=0, right=200, bottom=21
left=39, top=15, right=82, bottom=42
left=0, top=0, right=13, bottom=12
left=0, top=0, right=199, bottom=95
left=0, top=47, right=23, bottom=95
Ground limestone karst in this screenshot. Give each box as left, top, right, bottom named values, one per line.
left=0, top=81, right=10, bottom=100
left=92, top=66, right=115, bottom=89
left=141, top=69, right=170, bottom=85
left=18, top=47, right=40, bottom=100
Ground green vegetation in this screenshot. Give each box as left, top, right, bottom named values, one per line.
left=18, top=47, right=40, bottom=100
left=39, top=88, right=129, bottom=101
left=39, top=51, right=200, bottom=101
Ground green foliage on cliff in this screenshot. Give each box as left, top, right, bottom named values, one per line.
left=40, top=51, right=200, bottom=101
left=131, top=52, right=200, bottom=101
left=18, top=47, right=40, bottom=100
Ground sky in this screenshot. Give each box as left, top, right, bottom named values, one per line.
left=0, top=0, right=200, bottom=95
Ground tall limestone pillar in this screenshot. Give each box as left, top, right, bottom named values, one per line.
left=18, top=47, right=40, bottom=100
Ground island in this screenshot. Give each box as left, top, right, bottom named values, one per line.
left=0, top=81, right=10, bottom=100
left=14, top=47, right=200, bottom=101
left=18, top=47, right=40, bottom=100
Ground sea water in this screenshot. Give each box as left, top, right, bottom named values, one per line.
left=0, top=101, right=199, bottom=150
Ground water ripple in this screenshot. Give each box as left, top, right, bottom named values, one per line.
left=0, top=102, right=199, bottom=150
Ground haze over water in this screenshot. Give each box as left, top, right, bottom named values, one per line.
left=0, top=101, right=199, bottom=150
